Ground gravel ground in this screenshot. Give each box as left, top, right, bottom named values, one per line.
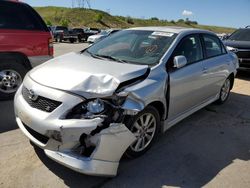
left=0, top=43, right=249, bottom=188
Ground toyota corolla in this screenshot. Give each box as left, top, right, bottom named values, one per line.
left=14, top=27, right=238, bottom=176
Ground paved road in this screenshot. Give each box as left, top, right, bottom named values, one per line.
left=53, top=42, right=89, bottom=57
left=0, top=43, right=249, bottom=188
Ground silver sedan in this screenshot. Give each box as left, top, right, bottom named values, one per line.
left=14, top=27, right=239, bottom=176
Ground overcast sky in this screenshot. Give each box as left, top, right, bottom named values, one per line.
left=23, top=0, right=250, bottom=28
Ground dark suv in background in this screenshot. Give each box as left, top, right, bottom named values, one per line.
left=0, top=0, right=53, bottom=100
left=224, top=26, right=250, bottom=70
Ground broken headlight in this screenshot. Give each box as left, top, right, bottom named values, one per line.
left=86, top=99, right=105, bottom=114
left=64, top=96, right=126, bottom=120
left=65, top=98, right=109, bottom=119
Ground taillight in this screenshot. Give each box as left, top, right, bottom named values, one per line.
left=48, top=37, right=54, bottom=56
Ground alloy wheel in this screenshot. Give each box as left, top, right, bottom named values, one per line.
left=0, top=69, right=22, bottom=93
left=130, top=113, right=157, bottom=152
left=221, top=79, right=230, bottom=101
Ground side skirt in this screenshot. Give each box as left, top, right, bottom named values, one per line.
left=162, top=93, right=220, bottom=132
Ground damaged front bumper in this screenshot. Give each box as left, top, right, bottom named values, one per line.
left=14, top=78, right=136, bottom=176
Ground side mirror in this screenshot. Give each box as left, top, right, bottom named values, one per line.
left=173, top=55, right=187, bottom=69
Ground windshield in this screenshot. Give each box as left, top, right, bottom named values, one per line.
left=228, top=29, right=250, bottom=41
left=86, top=30, right=177, bottom=65
left=74, top=28, right=83, bottom=32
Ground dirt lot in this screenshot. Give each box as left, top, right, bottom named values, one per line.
left=0, top=43, right=249, bottom=188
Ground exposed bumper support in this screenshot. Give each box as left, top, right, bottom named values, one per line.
left=17, top=116, right=136, bottom=176
left=45, top=150, right=119, bottom=176
left=45, top=124, right=136, bottom=176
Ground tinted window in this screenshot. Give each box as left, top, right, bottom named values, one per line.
left=174, top=35, right=203, bottom=64
left=56, top=26, right=68, bottom=31
left=203, top=34, right=223, bottom=58
left=228, top=29, right=250, bottom=41
left=73, top=29, right=84, bottom=33
left=0, top=1, right=47, bottom=31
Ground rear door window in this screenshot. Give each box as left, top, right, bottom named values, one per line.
left=0, top=1, right=47, bottom=31
left=202, top=34, right=225, bottom=58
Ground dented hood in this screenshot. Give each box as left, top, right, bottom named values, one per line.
left=29, top=52, right=148, bottom=97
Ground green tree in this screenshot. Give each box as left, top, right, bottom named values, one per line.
left=170, top=20, right=175, bottom=24
left=95, top=13, right=103, bottom=23
left=60, top=19, right=69, bottom=27
left=151, top=17, right=159, bottom=21
left=126, top=16, right=134, bottom=24
left=46, top=20, right=52, bottom=26
left=177, top=19, right=184, bottom=23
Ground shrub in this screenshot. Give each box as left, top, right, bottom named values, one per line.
left=60, top=19, right=69, bottom=27
left=177, top=19, right=184, bottom=23
left=151, top=17, right=159, bottom=21
left=46, top=20, right=52, bottom=26
left=95, top=13, right=103, bottom=23
left=126, top=16, right=134, bottom=24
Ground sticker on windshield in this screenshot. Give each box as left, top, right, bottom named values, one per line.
left=151, top=31, right=174, bottom=37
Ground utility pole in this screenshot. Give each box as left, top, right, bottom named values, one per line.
left=71, top=0, right=91, bottom=8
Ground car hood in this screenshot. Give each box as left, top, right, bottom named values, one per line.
left=89, top=35, right=104, bottom=39
left=224, top=40, right=250, bottom=49
left=29, top=52, right=149, bottom=98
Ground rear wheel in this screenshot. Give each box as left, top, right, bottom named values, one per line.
left=0, top=59, right=27, bottom=100
left=125, top=106, right=160, bottom=158
left=216, top=77, right=231, bottom=104
left=78, top=35, right=82, bottom=43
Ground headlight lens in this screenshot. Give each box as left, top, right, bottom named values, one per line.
left=226, top=46, right=235, bottom=51
left=86, top=99, right=105, bottom=114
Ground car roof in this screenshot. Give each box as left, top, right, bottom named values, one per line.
left=3, top=0, right=24, bottom=4
left=128, top=26, right=212, bottom=34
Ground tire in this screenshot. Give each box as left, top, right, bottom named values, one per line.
left=56, top=35, right=61, bottom=43
left=216, top=77, right=232, bottom=104
left=125, top=106, right=160, bottom=158
left=0, top=58, right=28, bottom=100
left=78, top=35, right=82, bottom=43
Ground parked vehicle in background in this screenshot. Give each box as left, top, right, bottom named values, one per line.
left=87, top=29, right=121, bottom=43
left=224, top=26, right=250, bottom=69
left=50, top=26, right=78, bottom=43
left=84, top=27, right=101, bottom=39
left=217, top=33, right=230, bottom=41
left=0, top=0, right=53, bottom=100
left=85, top=27, right=100, bottom=34
left=72, top=28, right=86, bottom=42
left=15, top=27, right=238, bottom=176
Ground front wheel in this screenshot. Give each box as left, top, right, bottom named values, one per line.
left=0, top=60, right=27, bottom=100
left=216, top=77, right=231, bottom=104
left=69, top=38, right=75, bottom=43
left=125, top=106, right=160, bottom=158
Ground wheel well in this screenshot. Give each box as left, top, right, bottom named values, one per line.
left=148, top=101, right=165, bottom=121
left=0, top=52, right=32, bottom=70
left=229, top=73, right=235, bottom=90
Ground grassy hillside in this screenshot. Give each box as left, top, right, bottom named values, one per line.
left=35, top=7, right=235, bottom=33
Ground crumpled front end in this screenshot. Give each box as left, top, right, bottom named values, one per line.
left=14, top=76, right=136, bottom=176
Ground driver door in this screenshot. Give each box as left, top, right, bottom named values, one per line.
left=168, top=34, right=206, bottom=120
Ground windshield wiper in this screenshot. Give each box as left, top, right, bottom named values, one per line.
left=87, top=51, right=128, bottom=63
left=86, top=50, right=136, bottom=64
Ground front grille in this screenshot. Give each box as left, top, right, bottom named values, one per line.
left=22, top=86, right=62, bottom=113
left=235, top=49, right=250, bottom=59
left=23, top=123, right=49, bottom=144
